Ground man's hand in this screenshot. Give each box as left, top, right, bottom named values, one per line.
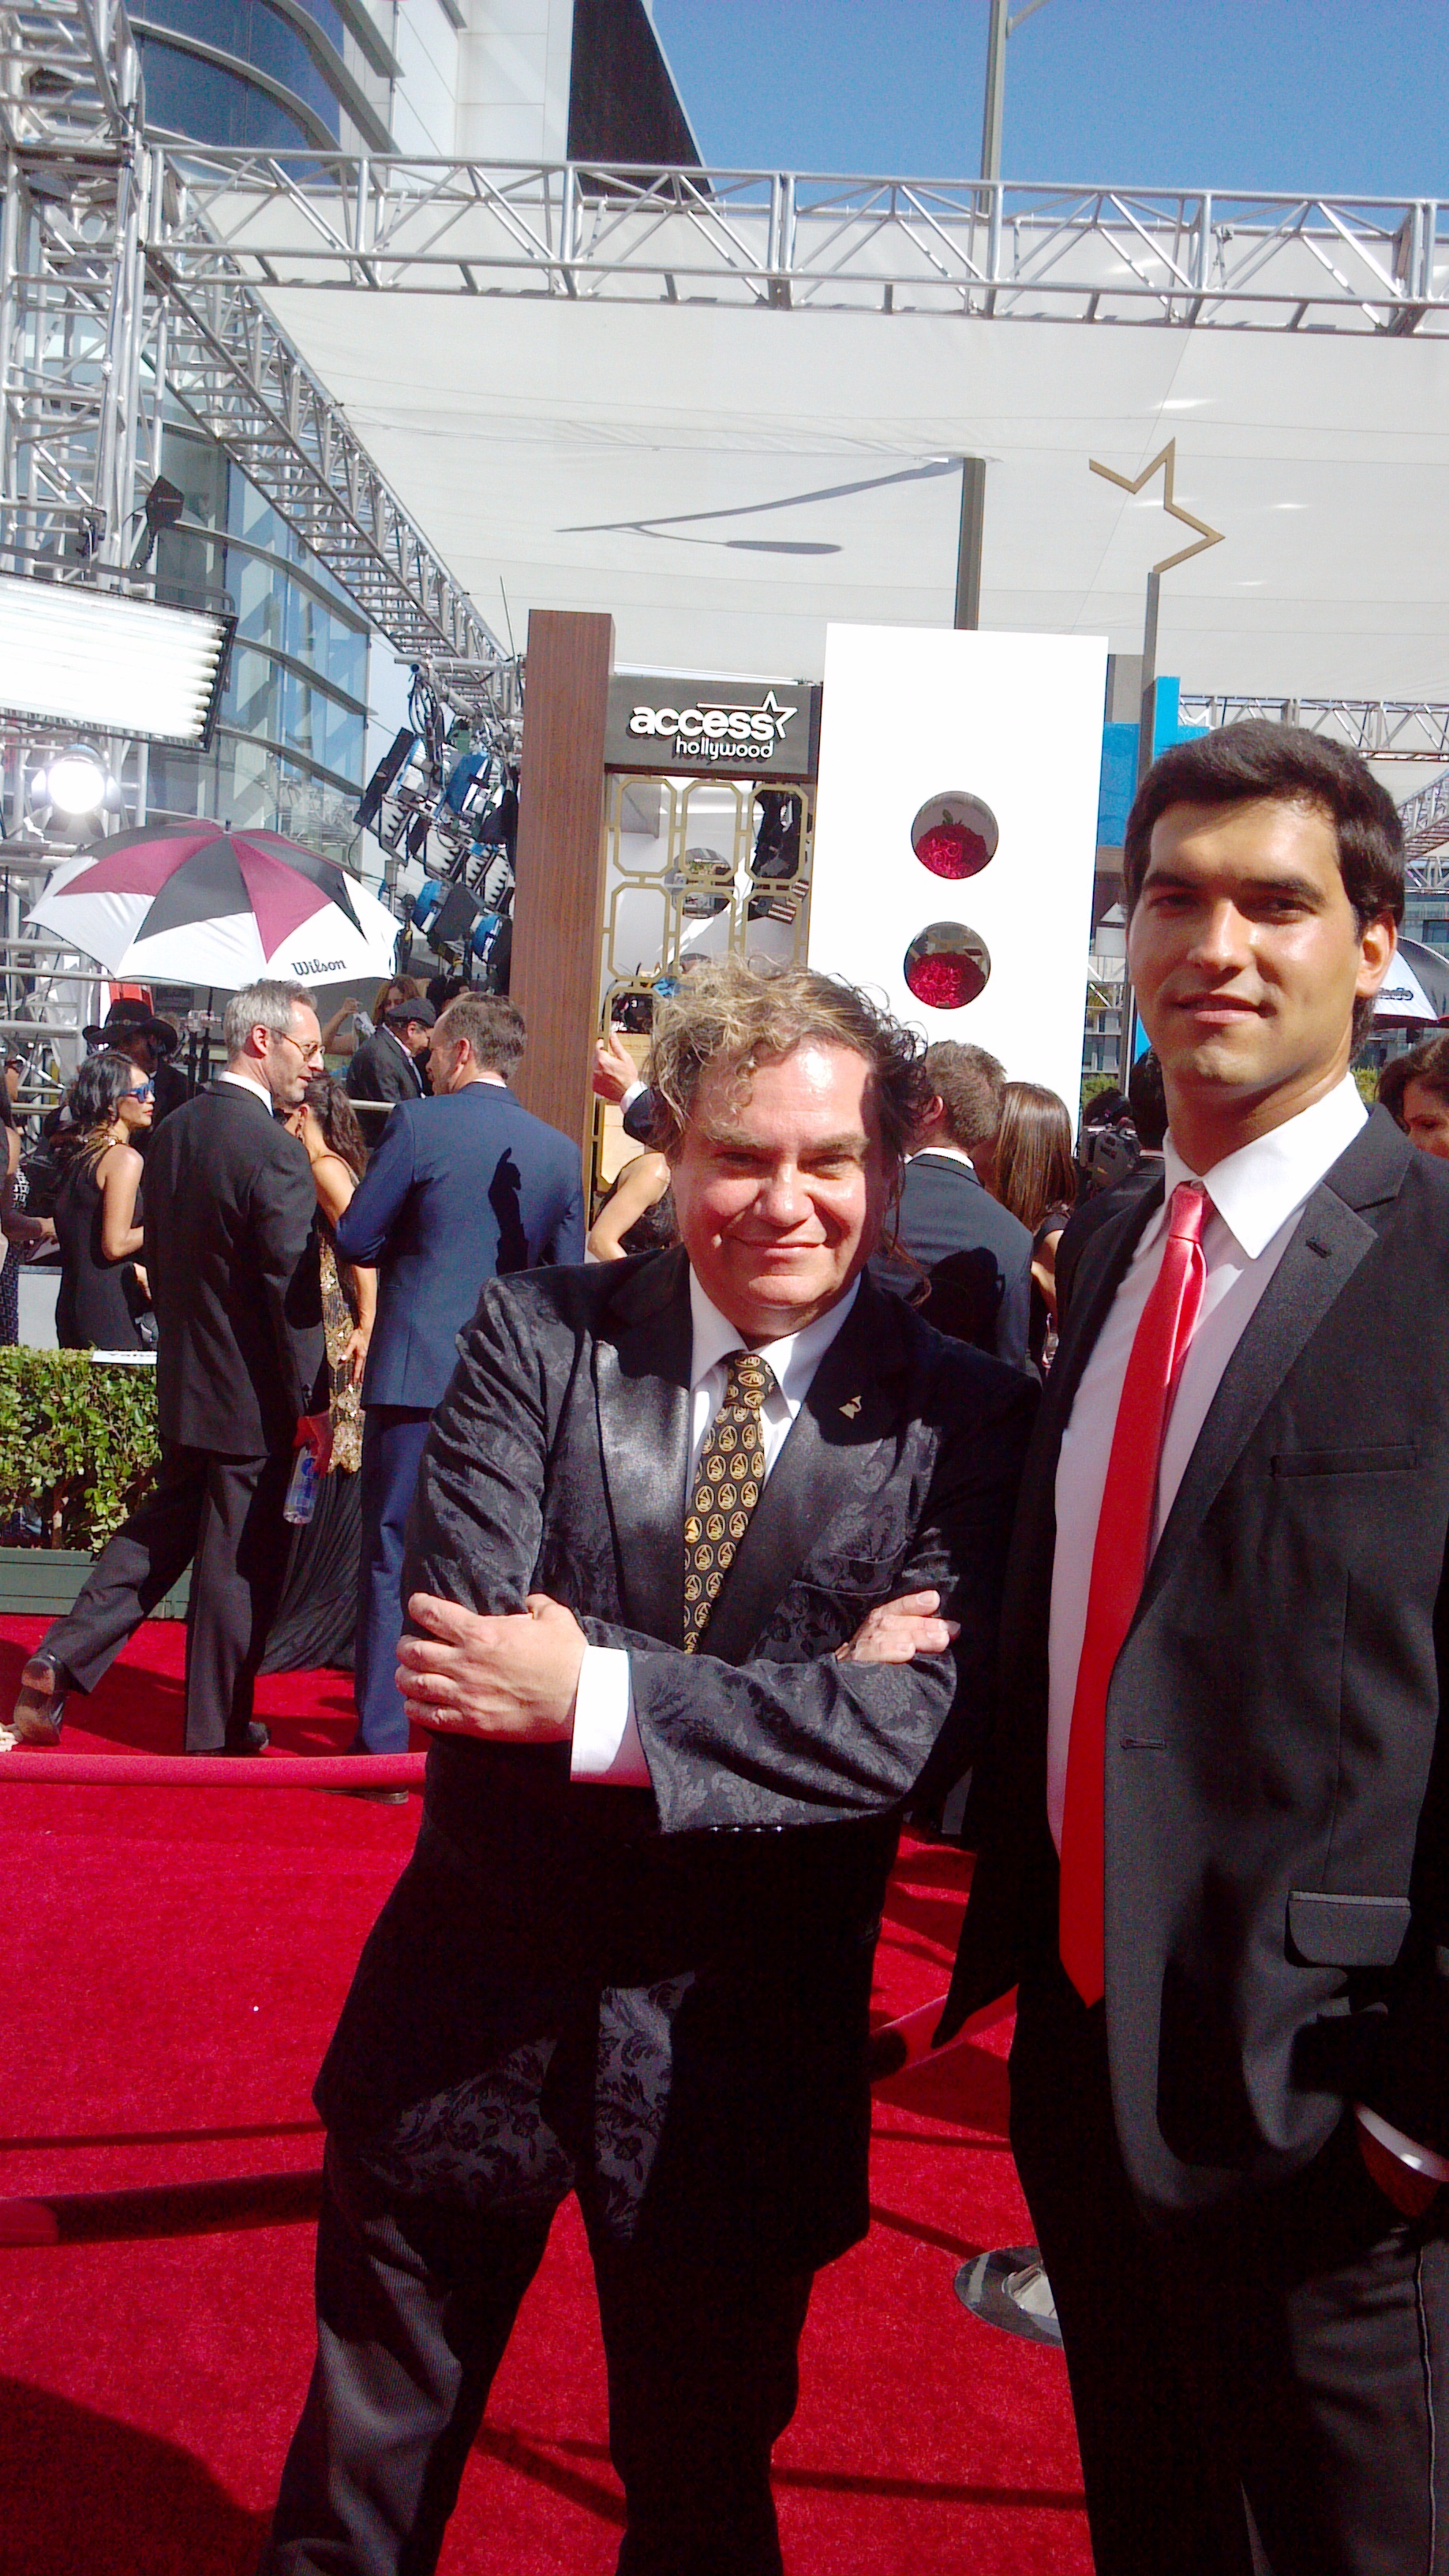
left=399, top=1592, right=586, bottom=1743
left=593, top=1024, right=638, bottom=1106
left=1357, top=2115, right=1442, bottom=2221
left=837, top=1589, right=960, bottom=1664
left=295, top=1410, right=333, bottom=1473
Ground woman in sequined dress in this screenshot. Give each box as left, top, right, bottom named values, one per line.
left=261, top=1077, right=375, bottom=1673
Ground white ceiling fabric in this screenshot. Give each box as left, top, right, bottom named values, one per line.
left=268, top=287, right=1449, bottom=698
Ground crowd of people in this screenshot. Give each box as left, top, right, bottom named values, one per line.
left=6, top=716, right=1449, bottom=2576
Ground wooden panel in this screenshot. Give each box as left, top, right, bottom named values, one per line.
left=509, top=609, right=614, bottom=1152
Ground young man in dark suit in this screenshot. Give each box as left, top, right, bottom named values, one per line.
left=333, top=992, right=584, bottom=1773
left=872, top=1039, right=1034, bottom=1368
left=263, top=962, right=1035, bottom=2576
left=943, top=722, right=1449, bottom=2575
left=12, top=979, right=327, bottom=1754
left=345, top=998, right=432, bottom=1109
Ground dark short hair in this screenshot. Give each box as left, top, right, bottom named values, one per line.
left=647, top=959, right=930, bottom=1166
left=922, top=1040, right=1005, bottom=1152
left=1124, top=722, right=1403, bottom=931
left=1126, top=1049, right=1168, bottom=1151
left=1378, top=1034, right=1449, bottom=1126
left=436, top=992, right=526, bottom=1079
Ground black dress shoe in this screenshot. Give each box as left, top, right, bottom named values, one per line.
left=219, top=1721, right=269, bottom=1757
left=316, top=1782, right=409, bottom=1805
left=11, top=1653, right=68, bottom=1747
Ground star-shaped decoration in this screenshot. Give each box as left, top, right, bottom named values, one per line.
left=756, top=688, right=797, bottom=739
left=1088, top=437, right=1224, bottom=576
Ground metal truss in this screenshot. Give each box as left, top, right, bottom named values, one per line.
left=0, top=5, right=512, bottom=713
left=1395, top=768, right=1449, bottom=880
left=1179, top=695, right=1449, bottom=763
left=150, top=154, right=1449, bottom=335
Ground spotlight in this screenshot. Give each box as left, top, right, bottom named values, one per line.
left=32, top=743, right=113, bottom=818
left=131, top=474, right=186, bottom=571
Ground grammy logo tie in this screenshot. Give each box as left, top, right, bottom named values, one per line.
left=1058, top=1181, right=1210, bottom=2005
left=683, top=1350, right=777, bottom=1653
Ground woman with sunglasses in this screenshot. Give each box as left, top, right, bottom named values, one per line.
left=51, top=1050, right=155, bottom=1351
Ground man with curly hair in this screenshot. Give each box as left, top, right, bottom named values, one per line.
left=264, top=959, right=1034, bottom=2576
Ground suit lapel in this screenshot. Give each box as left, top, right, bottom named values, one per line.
left=1139, top=1112, right=1407, bottom=1616
left=701, top=1279, right=910, bottom=1666
left=594, top=1248, right=692, bottom=1647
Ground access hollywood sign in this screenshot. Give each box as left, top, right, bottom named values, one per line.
left=604, top=672, right=820, bottom=780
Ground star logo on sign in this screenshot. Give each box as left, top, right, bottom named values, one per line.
left=756, top=689, right=796, bottom=739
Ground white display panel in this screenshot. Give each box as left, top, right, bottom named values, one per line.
left=807, top=625, right=1108, bottom=1125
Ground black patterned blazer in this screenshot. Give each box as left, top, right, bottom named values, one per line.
left=316, top=1246, right=1035, bottom=2268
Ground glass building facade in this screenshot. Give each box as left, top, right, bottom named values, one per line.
left=148, top=417, right=369, bottom=865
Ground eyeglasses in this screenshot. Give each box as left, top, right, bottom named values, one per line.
left=129, top=1081, right=154, bottom=1101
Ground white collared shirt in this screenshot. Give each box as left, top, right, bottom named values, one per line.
left=1047, top=1075, right=1441, bottom=2183
left=1046, top=1073, right=1368, bottom=1851
left=569, top=1268, right=862, bottom=1784
left=216, top=1068, right=272, bottom=1104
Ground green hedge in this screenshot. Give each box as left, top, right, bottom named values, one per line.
left=0, top=1350, right=161, bottom=1550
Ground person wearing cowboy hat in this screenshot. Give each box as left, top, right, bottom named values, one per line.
left=84, top=1000, right=189, bottom=1129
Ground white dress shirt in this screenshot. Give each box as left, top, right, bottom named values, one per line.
left=1048, top=1075, right=1443, bottom=2182
left=569, top=1267, right=862, bottom=1786
left=217, top=1067, right=272, bottom=1103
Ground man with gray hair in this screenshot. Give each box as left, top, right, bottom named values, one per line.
left=11, top=979, right=328, bottom=1755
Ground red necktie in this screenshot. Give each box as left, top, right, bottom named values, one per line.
left=1059, top=1181, right=1210, bottom=2005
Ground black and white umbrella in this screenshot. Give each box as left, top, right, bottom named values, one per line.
left=1372, top=937, right=1449, bottom=1028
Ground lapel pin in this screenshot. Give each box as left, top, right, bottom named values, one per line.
left=840, top=1395, right=863, bottom=1420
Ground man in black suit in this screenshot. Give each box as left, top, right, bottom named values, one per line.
left=263, top=961, right=1035, bottom=2576
left=871, top=1039, right=1033, bottom=1367
left=11, top=980, right=327, bottom=1755
left=942, top=722, right=1449, bottom=2574
left=334, top=993, right=584, bottom=1775
left=345, top=997, right=433, bottom=1110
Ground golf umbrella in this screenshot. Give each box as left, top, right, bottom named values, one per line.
left=26, top=822, right=400, bottom=988
left=1372, top=936, right=1449, bottom=1028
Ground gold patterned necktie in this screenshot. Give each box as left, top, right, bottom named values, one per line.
left=683, top=1349, right=777, bottom=1653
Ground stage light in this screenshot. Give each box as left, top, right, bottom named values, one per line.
left=37, top=744, right=111, bottom=816
left=0, top=573, right=234, bottom=748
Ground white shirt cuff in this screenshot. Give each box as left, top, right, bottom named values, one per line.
left=620, top=1078, right=646, bottom=1112
left=569, top=1645, right=651, bottom=1787
left=1356, top=2104, right=1449, bottom=2184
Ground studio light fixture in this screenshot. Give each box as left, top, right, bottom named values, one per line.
left=34, top=743, right=114, bottom=818
left=0, top=574, right=234, bottom=748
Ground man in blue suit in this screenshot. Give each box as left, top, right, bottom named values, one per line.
left=335, top=994, right=584, bottom=1781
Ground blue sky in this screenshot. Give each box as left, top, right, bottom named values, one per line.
left=651, top=2, right=1449, bottom=199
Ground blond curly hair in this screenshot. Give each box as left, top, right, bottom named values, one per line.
left=645, top=960, right=930, bottom=1166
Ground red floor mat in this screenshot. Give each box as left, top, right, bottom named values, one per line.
left=0, top=1613, right=1088, bottom=2574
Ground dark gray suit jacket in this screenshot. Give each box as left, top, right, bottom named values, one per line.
left=317, top=1249, right=1035, bottom=2266
left=142, top=1081, right=324, bottom=1455
left=873, top=1150, right=1034, bottom=1370
left=345, top=1025, right=424, bottom=1107
left=944, top=1110, right=1449, bottom=2218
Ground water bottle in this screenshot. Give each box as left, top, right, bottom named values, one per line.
left=283, top=1445, right=320, bottom=1526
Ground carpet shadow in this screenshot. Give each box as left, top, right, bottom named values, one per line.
left=871, top=2038, right=1012, bottom=2136
left=0, top=2374, right=265, bottom=2575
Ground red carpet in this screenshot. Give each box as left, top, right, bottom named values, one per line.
left=0, top=1613, right=1089, bottom=2574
